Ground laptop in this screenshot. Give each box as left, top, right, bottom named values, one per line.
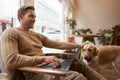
left=41, top=48, right=81, bottom=70
left=42, top=58, right=74, bottom=70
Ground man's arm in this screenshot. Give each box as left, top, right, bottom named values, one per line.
left=43, top=38, right=82, bottom=49
left=1, top=29, right=45, bottom=70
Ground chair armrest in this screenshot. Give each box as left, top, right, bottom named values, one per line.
left=17, top=67, right=66, bottom=76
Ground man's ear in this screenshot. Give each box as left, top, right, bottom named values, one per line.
left=18, top=13, right=23, bottom=21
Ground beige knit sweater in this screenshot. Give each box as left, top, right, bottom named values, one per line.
left=0, top=28, right=80, bottom=77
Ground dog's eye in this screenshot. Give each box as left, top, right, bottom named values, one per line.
left=88, top=48, right=91, bottom=52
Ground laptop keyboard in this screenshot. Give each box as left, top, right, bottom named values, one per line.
left=44, top=59, right=73, bottom=70
left=59, top=59, right=73, bottom=70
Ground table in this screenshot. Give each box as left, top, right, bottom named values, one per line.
left=72, top=34, right=100, bottom=43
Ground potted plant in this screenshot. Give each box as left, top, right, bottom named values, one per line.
left=66, top=18, right=77, bottom=35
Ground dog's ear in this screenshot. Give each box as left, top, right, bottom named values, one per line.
left=94, top=47, right=99, bottom=56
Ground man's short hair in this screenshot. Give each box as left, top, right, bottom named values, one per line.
left=17, top=6, right=35, bottom=21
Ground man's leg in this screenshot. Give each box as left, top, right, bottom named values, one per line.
left=70, top=60, right=107, bottom=80
left=62, top=70, right=87, bottom=80
left=24, top=70, right=87, bottom=80
left=24, top=72, right=54, bottom=80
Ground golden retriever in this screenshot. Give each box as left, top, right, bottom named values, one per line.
left=82, top=42, right=120, bottom=75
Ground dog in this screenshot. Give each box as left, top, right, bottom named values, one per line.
left=82, top=42, right=120, bottom=75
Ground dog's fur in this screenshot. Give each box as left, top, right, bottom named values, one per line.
left=82, top=42, right=120, bottom=75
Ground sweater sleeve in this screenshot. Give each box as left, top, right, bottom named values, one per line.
left=42, top=38, right=81, bottom=49
left=1, top=29, right=45, bottom=70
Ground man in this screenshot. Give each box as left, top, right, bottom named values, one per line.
left=1, top=6, right=104, bottom=80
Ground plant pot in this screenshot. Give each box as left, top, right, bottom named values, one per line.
left=67, top=36, right=74, bottom=43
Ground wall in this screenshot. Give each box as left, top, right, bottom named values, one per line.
left=21, top=0, right=34, bottom=6
left=73, top=0, right=120, bottom=33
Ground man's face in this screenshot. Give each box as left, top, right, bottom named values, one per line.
left=21, top=9, right=36, bottom=29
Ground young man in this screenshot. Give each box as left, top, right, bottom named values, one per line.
left=1, top=6, right=104, bottom=80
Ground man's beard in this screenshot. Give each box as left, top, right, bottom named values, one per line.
left=25, top=23, right=34, bottom=29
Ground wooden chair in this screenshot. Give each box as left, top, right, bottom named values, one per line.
left=103, top=33, right=113, bottom=45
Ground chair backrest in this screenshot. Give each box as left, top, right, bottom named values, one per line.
left=0, top=42, right=9, bottom=74
left=0, top=41, right=10, bottom=79
left=0, top=41, right=25, bottom=80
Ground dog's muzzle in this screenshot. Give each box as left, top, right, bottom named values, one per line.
left=84, top=55, right=91, bottom=62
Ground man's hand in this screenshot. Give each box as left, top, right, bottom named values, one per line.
left=81, top=41, right=91, bottom=48
left=77, top=41, right=90, bottom=48
left=43, top=56, right=61, bottom=66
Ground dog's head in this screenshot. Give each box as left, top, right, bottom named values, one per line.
left=82, top=42, right=99, bottom=62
